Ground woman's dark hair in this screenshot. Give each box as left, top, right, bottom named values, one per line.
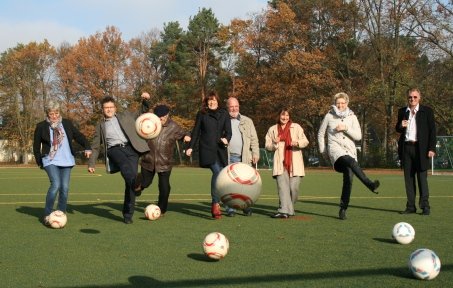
left=275, top=107, right=291, bottom=124
left=201, top=91, right=220, bottom=113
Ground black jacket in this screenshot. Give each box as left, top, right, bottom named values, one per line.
left=188, top=108, right=232, bottom=168
left=33, top=119, right=91, bottom=168
left=395, top=105, right=436, bottom=171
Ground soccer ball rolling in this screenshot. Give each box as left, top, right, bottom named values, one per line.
left=135, top=113, right=162, bottom=139
left=47, top=210, right=67, bottom=229
left=409, top=248, right=441, bottom=280
left=145, top=204, right=161, bottom=221
left=215, top=163, right=262, bottom=209
left=392, top=222, right=415, bottom=244
left=203, top=232, right=229, bottom=260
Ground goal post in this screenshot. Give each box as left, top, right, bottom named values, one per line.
left=432, top=136, right=453, bottom=175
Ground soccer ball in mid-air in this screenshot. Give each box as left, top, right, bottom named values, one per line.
left=392, top=222, right=415, bottom=244
left=408, top=248, right=441, bottom=280
left=47, top=210, right=67, bottom=229
left=135, top=113, right=162, bottom=139
left=145, top=204, right=161, bottom=221
left=215, top=163, right=262, bottom=210
left=203, top=232, right=229, bottom=260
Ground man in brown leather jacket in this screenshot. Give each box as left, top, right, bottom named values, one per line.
left=135, top=103, right=191, bottom=215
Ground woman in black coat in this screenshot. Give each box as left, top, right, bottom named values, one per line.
left=186, top=91, right=232, bottom=219
left=33, top=100, right=91, bottom=225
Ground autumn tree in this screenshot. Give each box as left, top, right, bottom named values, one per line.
left=0, top=41, right=56, bottom=163
left=55, top=26, right=131, bottom=135
left=229, top=2, right=338, bottom=149
left=126, top=29, right=161, bottom=103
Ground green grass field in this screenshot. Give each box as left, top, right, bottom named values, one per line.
left=0, top=166, right=452, bottom=288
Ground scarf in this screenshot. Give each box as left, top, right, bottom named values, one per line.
left=277, top=120, right=293, bottom=174
left=331, top=105, right=352, bottom=118
left=46, top=117, right=65, bottom=160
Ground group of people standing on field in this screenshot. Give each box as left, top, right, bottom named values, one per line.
left=33, top=87, right=436, bottom=225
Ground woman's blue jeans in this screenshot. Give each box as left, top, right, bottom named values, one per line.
left=209, top=161, right=224, bottom=204
left=43, top=165, right=72, bottom=216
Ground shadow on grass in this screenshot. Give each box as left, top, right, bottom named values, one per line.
left=68, top=202, right=124, bottom=222
left=16, top=206, right=44, bottom=224
left=51, top=264, right=453, bottom=287
left=302, top=199, right=401, bottom=214
left=136, top=201, right=277, bottom=220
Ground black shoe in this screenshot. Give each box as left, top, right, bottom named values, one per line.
left=124, top=218, right=133, bottom=224
left=421, top=208, right=430, bottom=215
left=339, top=208, right=346, bottom=220
left=271, top=213, right=289, bottom=219
left=243, top=208, right=252, bottom=216
left=370, top=180, right=380, bottom=194
left=400, top=209, right=416, bottom=214
left=226, top=210, right=236, bottom=217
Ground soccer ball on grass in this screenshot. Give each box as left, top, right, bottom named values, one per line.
left=408, top=248, right=441, bottom=280
left=47, top=210, right=67, bottom=229
left=145, top=204, right=161, bottom=220
left=392, top=222, right=415, bottom=244
left=202, top=232, right=229, bottom=260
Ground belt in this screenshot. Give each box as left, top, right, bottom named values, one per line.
left=109, top=143, right=129, bottom=149
left=405, top=141, right=418, bottom=146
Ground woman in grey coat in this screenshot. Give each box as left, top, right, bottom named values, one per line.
left=318, top=92, right=380, bottom=220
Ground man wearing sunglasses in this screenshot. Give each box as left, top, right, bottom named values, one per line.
left=395, top=88, right=436, bottom=216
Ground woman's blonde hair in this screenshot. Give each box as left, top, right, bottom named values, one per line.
left=333, top=92, right=349, bottom=104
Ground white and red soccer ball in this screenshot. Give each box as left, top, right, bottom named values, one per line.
left=202, top=232, right=229, bottom=260
left=135, top=113, right=162, bottom=139
left=47, top=210, right=67, bottom=229
left=408, top=248, right=441, bottom=280
left=392, top=222, right=415, bottom=245
left=215, top=163, right=262, bottom=209
left=144, top=204, right=161, bottom=221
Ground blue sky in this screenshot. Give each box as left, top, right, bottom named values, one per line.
left=0, top=0, right=268, bottom=53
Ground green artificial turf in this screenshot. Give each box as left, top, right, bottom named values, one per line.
left=0, top=166, right=451, bottom=287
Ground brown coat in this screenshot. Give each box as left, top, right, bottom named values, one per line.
left=140, top=118, right=188, bottom=172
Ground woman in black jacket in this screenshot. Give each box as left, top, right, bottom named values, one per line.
left=33, top=100, right=91, bottom=225
left=186, top=91, right=232, bottom=219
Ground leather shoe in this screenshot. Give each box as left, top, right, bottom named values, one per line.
left=399, top=209, right=416, bottom=214
left=422, top=208, right=430, bottom=215
left=339, top=208, right=346, bottom=220
left=123, top=218, right=133, bottom=224
left=243, top=208, right=252, bottom=216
